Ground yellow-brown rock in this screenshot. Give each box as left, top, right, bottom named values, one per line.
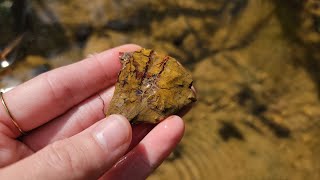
left=107, top=48, right=196, bottom=123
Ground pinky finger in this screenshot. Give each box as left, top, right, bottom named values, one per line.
left=101, top=116, right=185, bottom=180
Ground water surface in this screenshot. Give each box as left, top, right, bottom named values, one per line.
left=1, top=0, right=320, bottom=179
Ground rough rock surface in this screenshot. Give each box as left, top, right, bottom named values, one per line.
left=107, top=49, right=196, bottom=123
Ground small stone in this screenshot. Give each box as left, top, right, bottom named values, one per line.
left=107, top=48, right=196, bottom=123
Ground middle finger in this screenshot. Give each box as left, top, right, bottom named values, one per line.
left=22, top=86, right=154, bottom=151
left=22, top=86, right=115, bottom=150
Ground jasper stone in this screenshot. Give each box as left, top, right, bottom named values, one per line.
left=106, top=48, right=196, bottom=123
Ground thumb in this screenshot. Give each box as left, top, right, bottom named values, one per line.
left=0, top=115, right=132, bottom=180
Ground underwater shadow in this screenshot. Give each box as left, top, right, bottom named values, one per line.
left=273, top=0, right=320, bottom=99
left=12, top=0, right=70, bottom=57
left=218, top=121, right=245, bottom=141
left=236, top=85, right=291, bottom=138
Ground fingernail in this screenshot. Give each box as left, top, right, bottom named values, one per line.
left=94, top=114, right=130, bottom=150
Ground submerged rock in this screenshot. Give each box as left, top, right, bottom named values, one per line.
left=107, top=48, right=196, bottom=123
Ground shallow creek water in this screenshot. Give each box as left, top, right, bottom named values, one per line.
left=1, top=0, right=320, bottom=179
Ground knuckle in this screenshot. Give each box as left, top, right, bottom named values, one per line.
left=90, top=54, right=112, bottom=82
left=45, top=140, right=76, bottom=174
left=41, top=70, right=76, bottom=109
left=42, top=138, right=94, bottom=179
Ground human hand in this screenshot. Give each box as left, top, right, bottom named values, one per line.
left=0, top=44, right=185, bottom=179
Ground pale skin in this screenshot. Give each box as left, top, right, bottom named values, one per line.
left=0, top=44, right=186, bottom=179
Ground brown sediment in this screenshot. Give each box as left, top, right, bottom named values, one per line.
left=1, top=0, right=320, bottom=179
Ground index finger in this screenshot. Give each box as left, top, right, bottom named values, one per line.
left=0, top=44, right=141, bottom=138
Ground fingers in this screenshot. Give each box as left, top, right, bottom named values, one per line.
left=101, top=116, right=185, bottom=180
left=0, top=115, right=132, bottom=180
left=0, top=44, right=141, bottom=138
left=22, top=87, right=116, bottom=151
left=128, top=123, right=154, bottom=151
left=0, top=134, right=33, bottom=167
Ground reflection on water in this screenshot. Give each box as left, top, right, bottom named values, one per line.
left=1, top=0, right=320, bottom=179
